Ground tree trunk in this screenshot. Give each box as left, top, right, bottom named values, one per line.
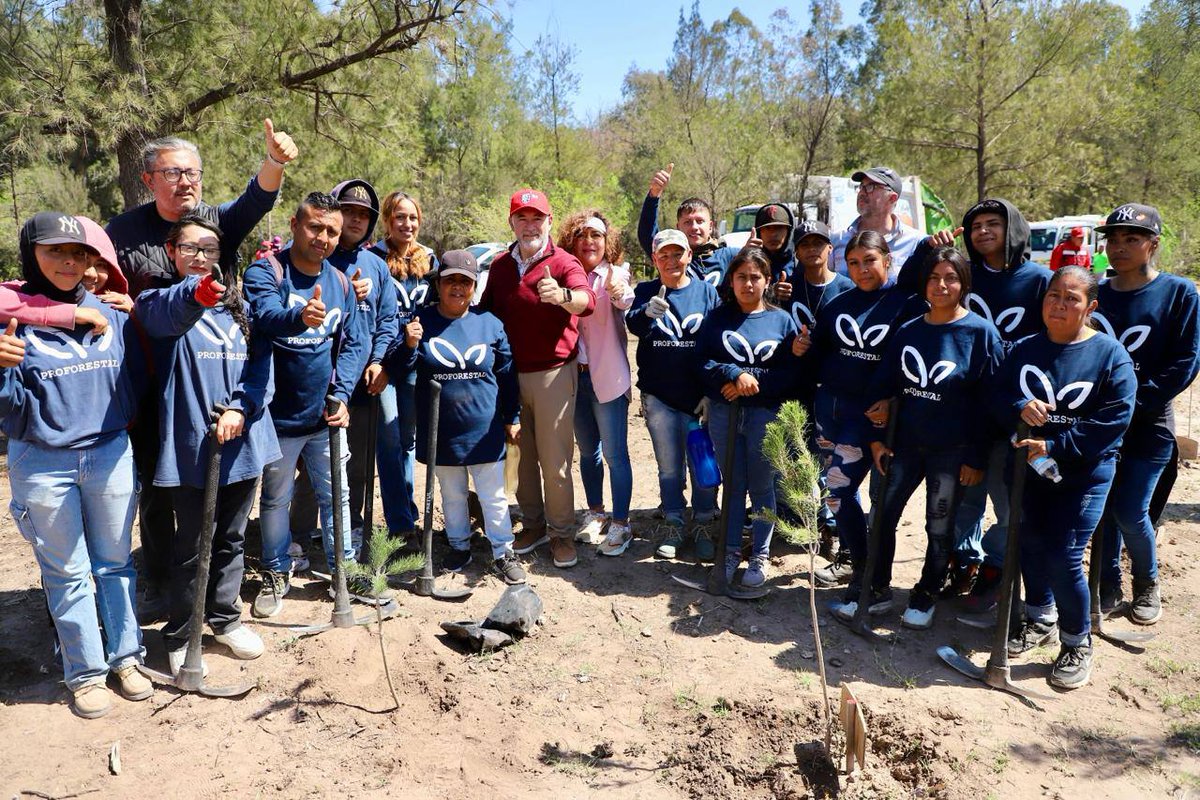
left=104, top=0, right=153, bottom=209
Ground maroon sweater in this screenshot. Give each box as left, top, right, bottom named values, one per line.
left=480, top=242, right=595, bottom=373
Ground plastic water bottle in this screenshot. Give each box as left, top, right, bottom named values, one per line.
left=1029, top=454, right=1063, bottom=483
left=686, top=421, right=722, bottom=489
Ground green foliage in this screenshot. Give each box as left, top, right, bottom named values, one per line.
left=346, top=526, right=424, bottom=593
left=754, top=401, right=824, bottom=547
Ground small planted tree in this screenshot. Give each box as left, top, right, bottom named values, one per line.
left=345, top=527, right=423, bottom=710
left=755, top=401, right=832, bottom=751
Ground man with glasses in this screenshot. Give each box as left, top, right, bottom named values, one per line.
left=105, top=119, right=298, bottom=622
left=830, top=166, right=922, bottom=280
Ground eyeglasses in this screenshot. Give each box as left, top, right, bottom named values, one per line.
left=855, top=182, right=885, bottom=195
left=176, top=243, right=221, bottom=260
left=151, top=167, right=203, bottom=184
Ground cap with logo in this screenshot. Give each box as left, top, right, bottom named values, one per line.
left=793, top=218, right=832, bottom=245
left=850, top=166, right=902, bottom=195
left=754, top=203, right=791, bottom=229
left=28, top=211, right=93, bottom=248
left=334, top=181, right=377, bottom=211
left=438, top=249, right=480, bottom=281
left=652, top=228, right=690, bottom=253
left=1095, top=203, right=1162, bottom=236
left=509, top=188, right=552, bottom=217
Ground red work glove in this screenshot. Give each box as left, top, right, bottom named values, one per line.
left=195, top=273, right=225, bottom=308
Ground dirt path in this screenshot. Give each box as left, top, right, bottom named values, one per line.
left=2, top=347, right=1199, bottom=799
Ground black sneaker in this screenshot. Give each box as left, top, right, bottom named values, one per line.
left=1099, top=583, right=1124, bottom=615
left=1049, top=642, right=1093, bottom=689
left=252, top=570, right=290, bottom=618
left=1130, top=579, right=1162, bottom=625
left=442, top=547, right=472, bottom=573
left=492, top=553, right=527, bottom=585
left=814, top=548, right=854, bottom=587
left=1007, top=619, right=1059, bottom=657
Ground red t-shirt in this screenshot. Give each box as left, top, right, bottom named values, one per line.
left=1049, top=240, right=1091, bottom=271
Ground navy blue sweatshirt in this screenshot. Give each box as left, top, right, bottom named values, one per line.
left=385, top=307, right=518, bottom=466
left=329, top=245, right=399, bottom=405
left=866, top=312, right=1004, bottom=468
left=135, top=277, right=281, bottom=487
left=368, top=242, right=439, bottom=325
left=637, top=194, right=736, bottom=284
left=780, top=271, right=854, bottom=331
left=697, top=303, right=800, bottom=406
left=1096, top=273, right=1200, bottom=454
left=992, top=332, right=1136, bottom=477
left=0, top=293, right=145, bottom=449
left=626, top=276, right=719, bottom=414
left=242, top=248, right=369, bottom=436
left=812, top=284, right=927, bottom=401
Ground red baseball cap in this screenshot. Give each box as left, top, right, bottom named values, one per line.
left=509, top=188, right=551, bottom=217
left=1069, top=226, right=1084, bottom=237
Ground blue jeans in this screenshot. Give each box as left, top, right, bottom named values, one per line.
left=875, top=447, right=965, bottom=593
left=708, top=401, right=777, bottom=558
left=8, top=433, right=142, bottom=690
left=260, top=428, right=354, bottom=573
left=641, top=393, right=717, bottom=524
left=574, top=370, right=633, bottom=520
left=813, top=390, right=874, bottom=565
left=1101, top=442, right=1172, bottom=587
left=378, top=377, right=419, bottom=533
left=1020, top=460, right=1116, bottom=647
left=436, top=461, right=514, bottom=558
left=953, top=440, right=1010, bottom=567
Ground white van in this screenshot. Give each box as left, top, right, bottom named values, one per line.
left=1027, top=215, right=1105, bottom=265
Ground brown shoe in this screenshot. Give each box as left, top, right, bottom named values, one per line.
left=72, top=681, right=113, bottom=719
left=550, top=536, right=578, bottom=568
left=514, top=524, right=549, bottom=555
left=112, top=663, right=154, bottom=701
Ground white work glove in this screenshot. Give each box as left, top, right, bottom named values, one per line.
left=646, top=285, right=670, bottom=319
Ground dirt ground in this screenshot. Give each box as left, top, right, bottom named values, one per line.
left=2, top=343, right=1200, bottom=800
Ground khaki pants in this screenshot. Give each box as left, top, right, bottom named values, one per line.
left=516, top=362, right=578, bottom=538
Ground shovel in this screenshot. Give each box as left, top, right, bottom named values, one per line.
left=671, top=398, right=769, bottom=601
left=938, top=423, right=1052, bottom=708
left=292, top=396, right=400, bottom=635
left=399, top=379, right=472, bottom=601
left=357, top=394, right=381, bottom=564
left=1089, top=514, right=1154, bottom=646
left=831, top=399, right=899, bottom=644
left=137, top=408, right=256, bottom=697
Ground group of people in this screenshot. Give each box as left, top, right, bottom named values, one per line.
left=2, top=122, right=1197, bottom=721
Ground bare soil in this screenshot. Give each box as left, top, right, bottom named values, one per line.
left=2, top=348, right=1199, bottom=799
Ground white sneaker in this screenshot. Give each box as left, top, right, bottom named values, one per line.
left=598, top=522, right=633, bottom=557
left=214, top=626, right=265, bottom=659
left=288, top=541, right=310, bottom=572
left=167, top=647, right=209, bottom=678
left=576, top=511, right=609, bottom=544
left=742, top=557, right=767, bottom=588
left=901, top=605, right=936, bottom=630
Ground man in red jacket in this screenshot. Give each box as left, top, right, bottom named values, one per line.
left=1049, top=226, right=1092, bottom=271
left=479, top=189, right=596, bottom=568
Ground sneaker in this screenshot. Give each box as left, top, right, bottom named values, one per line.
left=442, top=547, right=472, bottom=573
left=693, top=529, right=716, bottom=563
left=833, top=586, right=894, bottom=620
left=742, top=557, right=767, bottom=588
left=1049, top=642, right=1093, bottom=689
left=550, top=537, right=577, bottom=568
left=901, top=587, right=937, bottom=630
left=214, top=626, right=264, bottom=659
left=71, top=681, right=112, bottom=719
left=137, top=583, right=169, bottom=625
left=599, top=522, right=633, bottom=557
left=167, top=647, right=209, bottom=678
left=1130, top=579, right=1162, bottom=625
left=514, top=525, right=550, bottom=555
left=252, top=570, right=290, bottom=618
left=1007, top=619, right=1059, bottom=657
left=945, top=559, right=978, bottom=597
left=287, top=541, right=310, bottom=573
left=343, top=574, right=395, bottom=605
left=112, top=663, right=154, bottom=701
left=961, top=563, right=1003, bottom=614
left=1099, top=583, right=1123, bottom=614
left=576, top=511, right=609, bottom=544
left=724, top=550, right=742, bottom=582
left=492, top=553, right=527, bottom=585
left=655, top=522, right=687, bottom=559
left=814, top=549, right=853, bottom=587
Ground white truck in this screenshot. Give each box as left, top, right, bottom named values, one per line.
left=1027, top=215, right=1106, bottom=266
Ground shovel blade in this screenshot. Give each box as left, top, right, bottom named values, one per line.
left=937, top=645, right=986, bottom=681
left=136, top=664, right=182, bottom=689
left=432, top=587, right=474, bottom=601
left=1098, top=627, right=1156, bottom=644
left=197, top=681, right=257, bottom=698
left=289, top=620, right=336, bottom=636
left=955, top=612, right=996, bottom=630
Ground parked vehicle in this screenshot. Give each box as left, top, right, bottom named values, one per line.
left=465, top=241, right=506, bottom=304
left=1027, top=215, right=1106, bottom=266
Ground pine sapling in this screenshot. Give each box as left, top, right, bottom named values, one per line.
left=754, top=400, right=833, bottom=752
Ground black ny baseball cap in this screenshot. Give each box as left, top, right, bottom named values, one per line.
left=1095, top=203, right=1162, bottom=236
left=793, top=219, right=831, bottom=245
left=27, top=211, right=91, bottom=247
left=851, top=166, right=902, bottom=195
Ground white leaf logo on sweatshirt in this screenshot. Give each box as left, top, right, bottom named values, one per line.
left=834, top=314, right=889, bottom=350
left=1019, top=364, right=1093, bottom=410
left=428, top=337, right=488, bottom=370
left=901, top=346, right=956, bottom=387
left=654, top=309, right=704, bottom=340
left=25, top=326, right=113, bottom=361
left=969, top=295, right=1024, bottom=335
left=1091, top=315, right=1151, bottom=354
left=790, top=303, right=816, bottom=330
left=394, top=279, right=428, bottom=309
left=195, top=312, right=246, bottom=349
left=288, top=293, right=342, bottom=336
left=704, top=271, right=722, bottom=287
left=721, top=330, right=779, bottom=364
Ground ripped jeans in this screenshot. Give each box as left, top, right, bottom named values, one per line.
left=813, top=390, right=876, bottom=572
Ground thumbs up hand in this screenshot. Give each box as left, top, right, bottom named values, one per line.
left=302, top=284, right=326, bottom=328
left=792, top=324, right=811, bottom=357
left=746, top=227, right=763, bottom=249
left=649, top=162, right=674, bottom=198
left=605, top=265, right=630, bottom=305
left=773, top=270, right=793, bottom=302
left=263, top=118, right=298, bottom=165
left=536, top=264, right=564, bottom=305
left=646, top=284, right=670, bottom=319
left=350, top=268, right=371, bottom=302
left=0, top=318, right=25, bottom=368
